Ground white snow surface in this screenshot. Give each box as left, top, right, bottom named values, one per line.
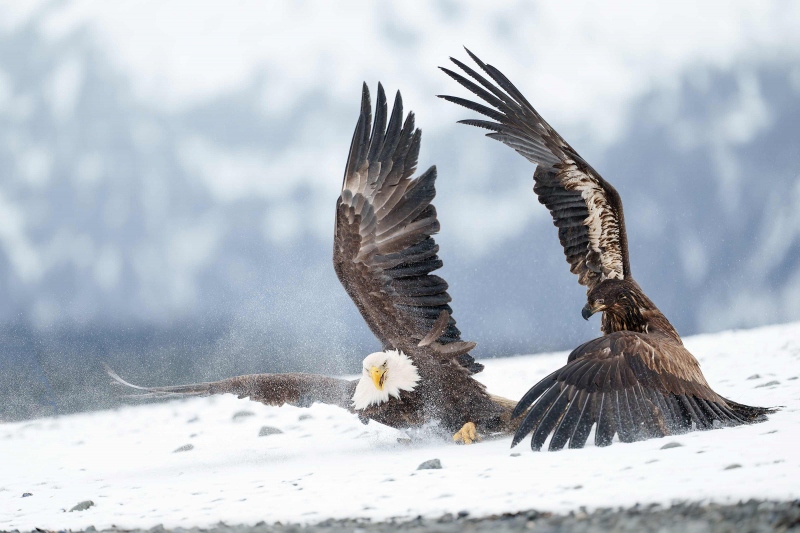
left=2, top=321, right=799, bottom=530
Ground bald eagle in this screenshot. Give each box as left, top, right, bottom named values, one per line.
left=106, top=83, right=518, bottom=444
left=440, top=49, right=775, bottom=451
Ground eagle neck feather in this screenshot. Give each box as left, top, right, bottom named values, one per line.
left=601, top=282, right=680, bottom=342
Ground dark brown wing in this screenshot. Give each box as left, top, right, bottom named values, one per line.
left=335, top=83, right=482, bottom=373
left=104, top=363, right=356, bottom=410
left=511, top=331, right=773, bottom=451
left=439, top=49, right=630, bottom=292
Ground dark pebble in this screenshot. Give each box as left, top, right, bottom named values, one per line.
left=259, top=426, right=283, bottom=437
left=756, top=380, right=780, bottom=388
left=417, top=459, right=442, bottom=470
left=21, top=492, right=32, bottom=498
left=69, top=500, right=95, bottom=512
left=725, top=464, right=742, bottom=470
left=173, top=444, right=194, bottom=453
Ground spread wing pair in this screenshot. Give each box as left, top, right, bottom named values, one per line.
left=106, top=83, right=511, bottom=436
left=441, top=49, right=774, bottom=450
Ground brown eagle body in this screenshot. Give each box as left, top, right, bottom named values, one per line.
left=106, top=83, right=518, bottom=440
left=441, top=49, right=775, bottom=450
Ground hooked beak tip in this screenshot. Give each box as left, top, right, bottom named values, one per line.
left=369, top=366, right=386, bottom=390
left=581, top=304, right=594, bottom=321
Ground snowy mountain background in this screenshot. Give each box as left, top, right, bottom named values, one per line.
left=1, top=1, right=799, bottom=420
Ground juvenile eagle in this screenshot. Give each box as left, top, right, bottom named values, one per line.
left=440, top=49, right=775, bottom=450
left=106, top=83, right=518, bottom=444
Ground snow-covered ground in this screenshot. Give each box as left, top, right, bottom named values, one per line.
left=2, top=321, right=798, bottom=531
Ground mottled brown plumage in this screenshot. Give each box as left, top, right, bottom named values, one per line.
left=441, top=49, right=775, bottom=450
left=106, top=84, right=519, bottom=438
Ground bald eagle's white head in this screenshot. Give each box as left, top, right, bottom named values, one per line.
left=352, top=350, right=420, bottom=410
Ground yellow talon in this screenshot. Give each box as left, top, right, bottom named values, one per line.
left=453, top=422, right=481, bottom=445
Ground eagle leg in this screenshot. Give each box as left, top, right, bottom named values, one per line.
left=452, top=421, right=481, bottom=445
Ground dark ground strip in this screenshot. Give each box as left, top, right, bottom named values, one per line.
left=8, top=500, right=800, bottom=533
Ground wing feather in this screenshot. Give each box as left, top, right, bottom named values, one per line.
left=512, top=331, right=771, bottom=450
left=334, top=84, right=481, bottom=373
left=440, top=50, right=631, bottom=292
left=530, top=386, right=571, bottom=451
left=568, top=391, right=594, bottom=449
left=104, top=364, right=356, bottom=410
left=594, top=392, right=615, bottom=447
left=548, top=389, right=584, bottom=451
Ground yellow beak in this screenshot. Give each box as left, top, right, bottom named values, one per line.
left=369, top=366, right=386, bottom=390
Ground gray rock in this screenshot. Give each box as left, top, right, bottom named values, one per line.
left=173, top=444, right=194, bottom=453
left=660, top=442, right=683, bottom=449
left=724, top=463, right=742, bottom=470
left=298, top=414, right=313, bottom=421
left=417, top=458, right=442, bottom=470
left=21, top=492, right=32, bottom=497
left=232, top=410, right=255, bottom=421
left=755, top=380, right=780, bottom=388
left=747, top=374, right=761, bottom=380
left=259, top=426, right=283, bottom=437
left=69, top=500, right=95, bottom=512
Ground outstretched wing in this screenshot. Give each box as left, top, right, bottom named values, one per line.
left=104, top=364, right=356, bottom=410
left=440, top=49, right=630, bottom=293
left=334, top=83, right=481, bottom=373
left=511, top=332, right=773, bottom=451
